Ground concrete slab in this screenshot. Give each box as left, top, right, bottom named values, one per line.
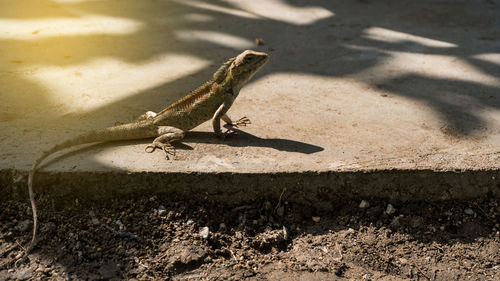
left=1, top=0, right=499, bottom=200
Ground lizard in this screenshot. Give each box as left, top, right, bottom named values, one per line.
left=16, top=49, right=269, bottom=265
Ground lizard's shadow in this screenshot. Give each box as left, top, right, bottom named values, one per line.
left=41, top=127, right=323, bottom=169
left=185, top=125, right=324, bottom=154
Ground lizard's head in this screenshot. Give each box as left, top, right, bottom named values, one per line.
left=230, top=50, right=269, bottom=89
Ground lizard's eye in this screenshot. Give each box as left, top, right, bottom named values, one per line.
left=245, top=56, right=254, bottom=63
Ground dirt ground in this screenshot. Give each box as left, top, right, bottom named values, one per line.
left=1, top=192, right=499, bottom=280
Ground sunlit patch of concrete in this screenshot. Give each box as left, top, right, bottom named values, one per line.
left=363, top=27, right=457, bottom=48
left=26, top=55, right=210, bottom=113
left=343, top=44, right=500, bottom=88
left=0, top=16, right=143, bottom=40
left=172, top=0, right=259, bottom=19
left=175, top=30, right=254, bottom=49
left=228, top=0, right=334, bottom=25
left=472, top=53, right=500, bottom=66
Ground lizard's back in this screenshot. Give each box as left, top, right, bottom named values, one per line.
left=154, top=82, right=227, bottom=131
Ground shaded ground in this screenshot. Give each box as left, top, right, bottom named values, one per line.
left=1, top=193, right=499, bottom=280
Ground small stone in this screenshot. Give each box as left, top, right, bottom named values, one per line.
left=283, top=226, right=289, bottom=240
left=219, top=223, right=226, bottom=231
left=92, top=218, right=100, bottom=225
left=440, top=226, right=445, bottom=231
left=464, top=208, right=474, bottom=215
left=389, top=217, right=401, bottom=229
left=115, top=220, right=123, bottom=225
left=359, top=200, right=370, bottom=208
left=199, top=226, right=210, bottom=239
left=15, top=220, right=31, bottom=233
left=312, top=216, right=321, bottom=223
left=410, top=217, right=424, bottom=228
left=40, top=222, right=56, bottom=233
left=158, top=205, right=167, bottom=216
left=277, top=206, right=285, bottom=217
left=385, top=204, right=396, bottom=215
left=89, top=210, right=96, bottom=217
left=186, top=219, right=194, bottom=225
left=444, top=210, right=453, bottom=216
left=263, top=201, right=272, bottom=211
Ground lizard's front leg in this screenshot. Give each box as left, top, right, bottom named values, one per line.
left=145, top=126, right=185, bottom=159
left=212, top=103, right=233, bottom=138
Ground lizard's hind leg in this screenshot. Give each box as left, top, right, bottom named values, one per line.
left=145, top=126, right=185, bottom=159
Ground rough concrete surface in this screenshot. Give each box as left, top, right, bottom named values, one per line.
left=0, top=0, right=499, bottom=200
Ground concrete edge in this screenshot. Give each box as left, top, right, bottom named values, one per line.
left=2, top=169, right=499, bottom=205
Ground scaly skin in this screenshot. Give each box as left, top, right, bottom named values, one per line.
left=16, top=50, right=269, bottom=265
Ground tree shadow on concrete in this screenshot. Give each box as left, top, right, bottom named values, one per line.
left=1, top=0, right=497, bottom=138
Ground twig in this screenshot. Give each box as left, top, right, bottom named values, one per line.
left=274, top=187, right=287, bottom=211
left=335, top=242, right=343, bottom=261
left=411, top=260, right=431, bottom=280
left=473, top=202, right=495, bottom=222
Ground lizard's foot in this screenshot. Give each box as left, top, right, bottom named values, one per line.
left=231, top=116, right=251, bottom=127
left=145, top=144, right=157, bottom=153
left=162, top=144, right=176, bottom=159
left=145, top=143, right=176, bottom=159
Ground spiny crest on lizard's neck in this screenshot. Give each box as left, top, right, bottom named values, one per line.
left=213, top=57, right=236, bottom=83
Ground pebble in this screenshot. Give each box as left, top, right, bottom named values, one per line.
left=186, top=219, right=194, bottom=225
left=389, top=217, right=401, bottom=229
left=158, top=205, right=167, bottom=216
left=199, top=226, right=210, bottom=239
left=385, top=204, right=396, bottom=215
left=464, top=208, right=475, bottom=215
left=444, top=210, right=453, bottom=216
left=263, top=201, right=272, bottom=211
left=359, top=200, right=370, bottom=208
left=40, top=222, right=56, bottom=233
left=312, top=216, right=321, bottom=223
left=277, top=206, right=285, bottom=217
left=92, top=218, right=100, bottom=225
left=15, top=219, right=31, bottom=233
left=219, top=223, right=226, bottom=231
left=283, top=226, right=289, bottom=240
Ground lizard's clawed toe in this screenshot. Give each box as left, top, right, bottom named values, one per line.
left=162, top=144, right=176, bottom=159
left=145, top=145, right=156, bottom=153
left=232, top=116, right=251, bottom=127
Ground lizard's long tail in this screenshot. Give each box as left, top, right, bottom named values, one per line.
left=15, top=121, right=157, bottom=266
